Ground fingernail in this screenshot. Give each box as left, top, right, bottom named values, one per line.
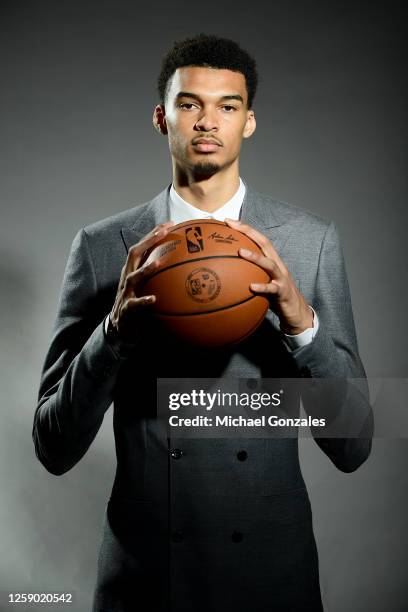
left=240, top=248, right=252, bottom=256
left=250, top=283, right=261, bottom=290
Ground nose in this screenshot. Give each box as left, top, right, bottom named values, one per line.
left=194, top=108, right=219, bottom=132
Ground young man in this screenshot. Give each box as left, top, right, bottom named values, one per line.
left=33, top=35, right=373, bottom=612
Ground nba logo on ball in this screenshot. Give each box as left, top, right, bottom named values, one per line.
left=185, top=226, right=204, bottom=253
left=141, top=219, right=270, bottom=347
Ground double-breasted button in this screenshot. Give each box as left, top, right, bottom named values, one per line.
left=231, top=531, right=243, bottom=543
left=237, top=450, right=248, bottom=462
left=171, top=530, right=184, bottom=543
left=171, top=448, right=183, bottom=459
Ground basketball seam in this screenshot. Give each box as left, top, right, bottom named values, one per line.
left=144, top=254, right=261, bottom=282
left=153, top=294, right=263, bottom=317
left=173, top=219, right=225, bottom=226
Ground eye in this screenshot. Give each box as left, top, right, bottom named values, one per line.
left=222, top=105, right=237, bottom=112
left=178, top=103, right=197, bottom=110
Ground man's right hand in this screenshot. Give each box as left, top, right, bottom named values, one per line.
left=109, top=221, right=174, bottom=342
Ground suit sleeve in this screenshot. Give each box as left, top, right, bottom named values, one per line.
left=290, top=222, right=374, bottom=472
left=33, top=228, right=128, bottom=475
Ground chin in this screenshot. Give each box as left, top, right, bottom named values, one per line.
left=191, top=161, right=221, bottom=179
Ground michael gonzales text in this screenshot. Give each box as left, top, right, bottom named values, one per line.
left=169, top=415, right=326, bottom=428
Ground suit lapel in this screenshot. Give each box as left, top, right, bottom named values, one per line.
left=121, top=185, right=170, bottom=252
left=121, top=181, right=290, bottom=255
left=240, top=181, right=290, bottom=254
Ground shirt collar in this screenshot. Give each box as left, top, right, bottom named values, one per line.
left=169, top=177, right=246, bottom=224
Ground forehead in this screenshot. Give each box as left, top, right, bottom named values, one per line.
left=167, top=66, right=247, bottom=102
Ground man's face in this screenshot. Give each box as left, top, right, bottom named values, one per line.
left=155, top=66, right=256, bottom=178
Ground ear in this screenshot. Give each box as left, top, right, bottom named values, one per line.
left=153, top=104, right=168, bottom=135
left=243, top=110, right=256, bottom=139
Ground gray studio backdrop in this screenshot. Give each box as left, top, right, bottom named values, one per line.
left=1, top=2, right=406, bottom=611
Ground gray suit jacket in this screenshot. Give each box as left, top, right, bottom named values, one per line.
left=33, top=183, right=373, bottom=612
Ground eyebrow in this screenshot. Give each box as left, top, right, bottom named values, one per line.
left=175, top=91, right=244, bottom=104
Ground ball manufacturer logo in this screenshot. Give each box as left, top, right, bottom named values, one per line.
left=186, top=268, right=221, bottom=303
left=185, top=226, right=204, bottom=253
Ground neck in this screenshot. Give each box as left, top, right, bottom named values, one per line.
left=172, top=161, right=240, bottom=213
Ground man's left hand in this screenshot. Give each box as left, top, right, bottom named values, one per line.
left=224, top=219, right=313, bottom=335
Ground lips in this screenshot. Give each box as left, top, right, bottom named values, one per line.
left=192, top=138, right=222, bottom=152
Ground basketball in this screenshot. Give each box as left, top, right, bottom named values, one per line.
left=140, top=219, right=270, bottom=347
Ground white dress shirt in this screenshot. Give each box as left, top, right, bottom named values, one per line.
left=169, top=177, right=247, bottom=224
left=168, top=179, right=319, bottom=350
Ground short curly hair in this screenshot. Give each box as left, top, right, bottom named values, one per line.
left=157, top=34, right=258, bottom=109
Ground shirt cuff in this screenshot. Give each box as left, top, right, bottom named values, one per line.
left=282, top=307, right=319, bottom=351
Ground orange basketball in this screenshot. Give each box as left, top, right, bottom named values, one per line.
left=140, top=219, right=270, bottom=347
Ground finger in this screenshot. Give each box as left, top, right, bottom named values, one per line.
left=224, top=218, right=273, bottom=257
left=124, top=259, right=160, bottom=295
left=118, top=262, right=129, bottom=292
left=144, top=220, right=175, bottom=240
left=131, top=221, right=174, bottom=261
left=143, top=220, right=175, bottom=242
left=122, top=295, right=156, bottom=314
left=148, top=220, right=175, bottom=242
left=225, top=218, right=287, bottom=272
left=239, top=248, right=283, bottom=281
left=128, top=221, right=175, bottom=268
left=250, top=280, right=280, bottom=295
